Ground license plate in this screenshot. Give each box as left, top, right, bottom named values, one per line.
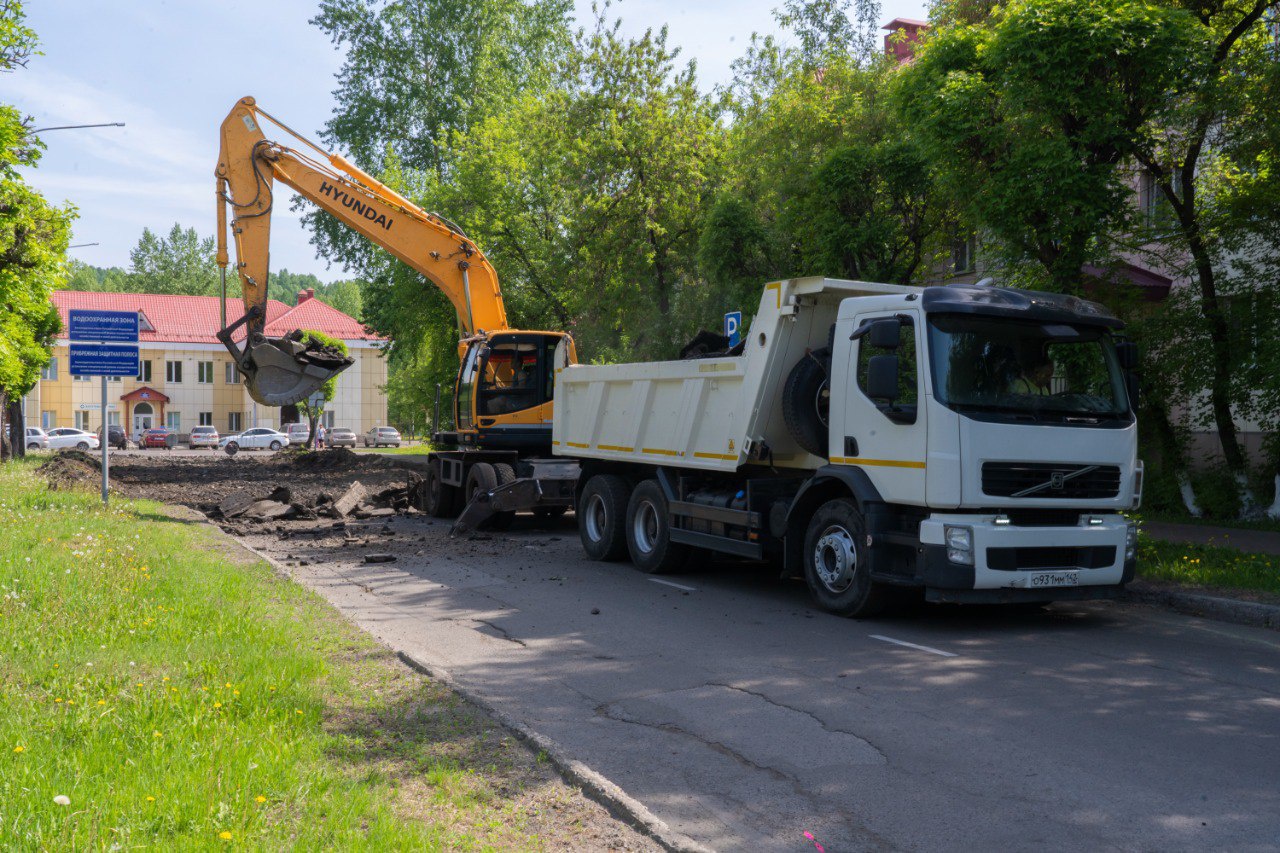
left=1026, top=570, right=1079, bottom=588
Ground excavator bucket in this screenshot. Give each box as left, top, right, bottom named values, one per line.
left=218, top=316, right=354, bottom=407
left=242, top=334, right=353, bottom=406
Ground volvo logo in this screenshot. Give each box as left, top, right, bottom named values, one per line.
left=1010, top=465, right=1099, bottom=498
left=1049, top=472, right=1066, bottom=490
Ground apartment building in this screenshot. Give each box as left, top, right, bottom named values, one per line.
left=26, top=289, right=387, bottom=439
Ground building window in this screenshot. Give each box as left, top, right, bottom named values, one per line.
left=323, top=411, right=335, bottom=428
left=166, top=360, right=183, bottom=383
left=138, top=360, right=152, bottom=382
left=40, top=358, right=57, bottom=381
left=166, top=412, right=181, bottom=431
left=951, top=235, right=976, bottom=275
left=197, top=361, right=214, bottom=384
left=74, top=374, right=89, bottom=382
left=75, top=411, right=90, bottom=430
left=107, top=411, right=120, bottom=426
left=228, top=411, right=243, bottom=432
left=225, top=362, right=240, bottom=384
left=199, top=411, right=213, bottom=426
left=42, top=411, right=55, bottom=430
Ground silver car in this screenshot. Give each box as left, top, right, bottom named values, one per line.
left=25, top=427, right=49, bottom=450
left=362, top=426, right=401, bottom=448
left=45, top=428, right=100, bottom=451
left=189, top=425, right=221, bottom=449
left=328, top=427, right=357, bottom=448
left=219, top=427, right=288, bottom=454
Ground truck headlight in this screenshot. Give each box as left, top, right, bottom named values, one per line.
left=945, top=525, right=973, bottom=566
left=1125, top=523, right=1137, bottom=562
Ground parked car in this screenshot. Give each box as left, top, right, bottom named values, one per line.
left=140, top=428, right=174, bottom=449
left=24, top=427, right=48, bottom=450
left=285, top=422, right=312, bottom=445
left=220, top=427, right=289, bottom=454
left=45, top=428, right=100, bottom=451
left=95, top=424, right=128, bottom=450
left=189, top=425, right=221, bottom=449
left=328, top=427, right=356, bottom=448
left=362, top=426, right=402, bottom=448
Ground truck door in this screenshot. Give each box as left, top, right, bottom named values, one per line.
left=835, top=310, right=928, bottom=506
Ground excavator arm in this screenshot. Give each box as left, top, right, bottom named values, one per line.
left=215, top=95, right=508, bottom=405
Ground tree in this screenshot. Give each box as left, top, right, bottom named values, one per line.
left=895, top=0, right=1199, bottom=293
left=294, top=329, right=349, bottom=447
left=0, top=1, right=74, bottom=460
left=1127, top=0, right=1280, bottom=475
left=126, top=223, right=218, bottom=296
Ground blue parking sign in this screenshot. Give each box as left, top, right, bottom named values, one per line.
left=724, top=311, right=742, bottom=348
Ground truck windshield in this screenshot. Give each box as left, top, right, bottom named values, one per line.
left=926, top=315, right=1130, bottom=421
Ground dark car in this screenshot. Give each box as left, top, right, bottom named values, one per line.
left=96, top=424, right=128, bottom=450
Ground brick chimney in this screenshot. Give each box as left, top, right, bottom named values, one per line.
left=297, top=288, right=315, bottom=304
left=883, top=17, right=928, bottom=64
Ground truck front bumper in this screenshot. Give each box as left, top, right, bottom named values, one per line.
left=918, top=513, right=1135, bottom=603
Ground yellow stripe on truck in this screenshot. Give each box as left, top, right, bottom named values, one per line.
left=693, top=451, right=738, bottom=460
left=642, top=447, right=681, bottom=456
left=831, top=456, right=926, bottom=470
left=566, top=441, right=590, bottom=449
left=597, top=444, right=634, bottom=453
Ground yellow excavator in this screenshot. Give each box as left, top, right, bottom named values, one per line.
left=216, top=96, right=579, bottom=519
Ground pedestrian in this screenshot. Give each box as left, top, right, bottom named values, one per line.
left=317, top=423, right=327, bottom=449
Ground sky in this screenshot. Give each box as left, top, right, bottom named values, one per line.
left=11, top=0, right=927, bottom=283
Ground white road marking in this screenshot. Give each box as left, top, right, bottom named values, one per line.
left=869, top=634, right=958, bottom=658
left=649, top=578, right=698, bottom=592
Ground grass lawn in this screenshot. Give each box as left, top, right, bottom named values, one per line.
left=355, top=444, right=434, bottom=456
left=1137, top=534, right=1280, bottom=599
left=0, top=460, right=627, bottom=850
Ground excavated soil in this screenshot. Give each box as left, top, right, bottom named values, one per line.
left=40, top=449, right=411, bottom=516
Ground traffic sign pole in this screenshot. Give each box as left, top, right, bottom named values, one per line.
left=101, top=375, right=109, bottom=505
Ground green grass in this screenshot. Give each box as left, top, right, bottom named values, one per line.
left=1137, top=534, right=1280, bottom=597
left=0, top=460, right=552, bottom=850
left=355, top=444, right=434, bottom=456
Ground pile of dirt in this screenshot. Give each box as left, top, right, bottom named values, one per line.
left=40, top=451, right=101, bottom=491
left=276, top=447, right=388, bottom=472
left=210, top=477, right=414, bottom=527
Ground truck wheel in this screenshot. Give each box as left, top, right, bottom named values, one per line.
left=782, top=350, right=830, bottom=457
left=803, top=498, right=886, bottom=617
left=488, top=462, right=518, bottom=530
left=578, top=474, right=630, bottom=561
left=625, top=479, right=689, bottom=574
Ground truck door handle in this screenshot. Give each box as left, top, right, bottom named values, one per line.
left=844, top=436, right=858, bottom=456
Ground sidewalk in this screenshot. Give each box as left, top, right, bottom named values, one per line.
left=1142, top=521, right=1280, bottom=556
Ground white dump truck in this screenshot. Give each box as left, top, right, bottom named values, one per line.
left=552, top=277, right=1142, bottom=615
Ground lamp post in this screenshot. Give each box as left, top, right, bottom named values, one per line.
left=28, top=122, right=125, bottom=135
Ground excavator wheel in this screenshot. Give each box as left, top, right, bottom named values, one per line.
left=424, top=461, right=461, bottom=518
left=464, top=463, right=515, bottom=531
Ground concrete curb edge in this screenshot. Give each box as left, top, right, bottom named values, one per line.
left=1125, top=585, right=1280, bottom=631
left=212, top=519, right=712, bottom=853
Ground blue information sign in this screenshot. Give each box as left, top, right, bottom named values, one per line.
left=70, top=343, right=140, bottom=377
left=723, top=311, right=743, bottom=348
left=69, top=309, right=139, bottom=343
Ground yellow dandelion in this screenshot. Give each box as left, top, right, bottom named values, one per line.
left=97, top=700, right=106, bottom=706
left=295, top=709, right=303, bottom=715
left=214, top=702, right=222, bottom=708
left=136, top=683, right=144, bottom=687
left=13, top=745, right=24, bottom=753
left=225, top=682, right=232, bottom=688
left=55, top=698, right=63, bottom=703
left=153, top=731, right=162, bottom=738
left=219, top=831, right=232, bottom=840
left=255, top=795, right=266, bottom=803
left=146, top=796, right=155, bottom=802
left=268, top=686, right=276, bottom=692
left=162, top=677, right=169, bottom=682
left=233, top=690, right=240, bottom=696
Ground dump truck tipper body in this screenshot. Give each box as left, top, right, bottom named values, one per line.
left=554, top=277, right=1141, bottom=615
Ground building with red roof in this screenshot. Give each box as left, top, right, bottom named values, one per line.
left=26, top=289, right=388, bottom=441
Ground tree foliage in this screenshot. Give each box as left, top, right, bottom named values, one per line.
left=126, top=223, right=219, bottom=296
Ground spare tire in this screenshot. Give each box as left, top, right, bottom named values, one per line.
left=782, top=348, right=831, bottom=457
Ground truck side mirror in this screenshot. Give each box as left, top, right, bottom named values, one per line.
left=868, top=319, right=901, bottom=349
left=867, top=354, right=899, bottom=403
left=1116, top=341, right=1138, bottom=370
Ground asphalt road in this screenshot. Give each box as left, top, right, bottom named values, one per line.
left=245, top=515, right=1280, bottom=853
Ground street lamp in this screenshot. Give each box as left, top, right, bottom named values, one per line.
left=28, top=122, right=125, bottom=135
left=68, top=242, right=99, bottom=249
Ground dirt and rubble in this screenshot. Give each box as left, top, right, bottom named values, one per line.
left=39, top=448, right=427, bottom=528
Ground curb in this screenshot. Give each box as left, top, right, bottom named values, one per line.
left=397, top=652, right=714, bottom=853
left=210, top=519, right=712, bottom=853
left=1125, top=585, right=1280, bottom=631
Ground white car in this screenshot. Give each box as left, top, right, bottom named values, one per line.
left=25, top=427, right=49, bottom=450
left=362, top=426, right=402, bottom=448
left=189, top=425, right=220, bottom=448
left=219, top=427, right=288, bottom=454
left=285, top=422, right=311, bottom=445
left=45, top=428, right=100, bottom=451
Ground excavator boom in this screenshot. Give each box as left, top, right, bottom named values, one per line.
left=215, top=96, right=508, bottom=406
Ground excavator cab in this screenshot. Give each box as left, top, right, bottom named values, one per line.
left=450, top=331, right=573, bottom=450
